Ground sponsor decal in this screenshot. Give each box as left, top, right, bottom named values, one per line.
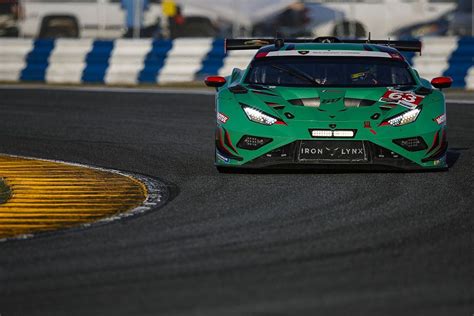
left=299, top=141, right=367, bottom=161
left=300, top=147, right=364, bottom=156
left=216, top=151, right=230, bottom=163
left=380, top=90, right=424, bottom=109
left=433, top=113, right=446, bottom=125
left=244, top=39, right=270, bottom=46
left=389, top=52, right=404, bottom=60
left=217, top=112, right=229, bottom=124
left=321, top=97, right=342, bottom=104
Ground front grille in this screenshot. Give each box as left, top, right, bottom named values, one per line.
left=247, top=140, right=418, bottom=169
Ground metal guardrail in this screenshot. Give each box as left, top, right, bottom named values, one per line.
left=0, top=37, right=473, bottom=89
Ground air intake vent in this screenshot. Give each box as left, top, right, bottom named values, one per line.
left=393, top=137, right=428, bottom=152
left=288, top=98, right=320, bottom=107
left=237, top=135, right=272, bottom=150
left=344, top=98, right=377, bottom=107
left=289, top=98, right=375, bottom=107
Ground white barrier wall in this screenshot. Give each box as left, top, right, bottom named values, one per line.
left=218, top=50, right=255, bottom=77
left=0, top=39, right=33, bottom=82
left=411, top=37, right=458, bottom=80
left=46, top=39, right=93, bottom=84
left=158, top=38, right=213, bottom=83
left=466, top=67, right=474, bottom=90
left=106, top=39, right=151, bottom=85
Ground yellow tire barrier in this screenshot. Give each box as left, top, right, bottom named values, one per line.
left=0, top=155, right=155, bottom=240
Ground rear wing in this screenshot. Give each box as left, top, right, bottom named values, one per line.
left=225, top=37, right=422, bottom=54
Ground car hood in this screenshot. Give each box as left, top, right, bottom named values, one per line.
left=229, top=84, right=438, bottom=123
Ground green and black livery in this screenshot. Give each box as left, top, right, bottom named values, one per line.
left=206, top=37, right=451, bottom=171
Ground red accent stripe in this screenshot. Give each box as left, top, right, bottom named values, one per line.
left=370, top=129, right=377, bottom=135
left=427, top=129, right=448, bottom=159
left=217, top=128, right=240, bottom=158
left=224, top=130, right=238, bottom=153
left=275, top=120, right=287, bottom=125
left=427, top=130, right=440, bottom=154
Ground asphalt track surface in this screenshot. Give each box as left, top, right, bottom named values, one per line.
left=0, top=87, right=472, bottom=316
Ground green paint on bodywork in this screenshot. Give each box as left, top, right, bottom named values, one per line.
left=215, top=43, right=448, bottom=169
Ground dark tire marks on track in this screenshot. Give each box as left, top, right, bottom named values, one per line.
left=0, top=88, right=472, bottom=316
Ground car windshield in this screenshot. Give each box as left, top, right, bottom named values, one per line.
left=245, top=56, right=416, bottom=87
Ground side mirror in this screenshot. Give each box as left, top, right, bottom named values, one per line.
left=431, top=76, right=453, bottom=90
left=205, top=76, right=226, bottom=88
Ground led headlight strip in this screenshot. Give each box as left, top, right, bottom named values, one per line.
left=309, top=129, right=356, bottom=138
left=380, top=108, right=421, bottom=127
left=241, top=104, right=286, bottom=126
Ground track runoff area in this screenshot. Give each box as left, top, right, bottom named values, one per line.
left=0, top=86, right=471, bottom=315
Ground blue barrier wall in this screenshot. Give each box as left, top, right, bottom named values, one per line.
left=20, top=39, right=55, bottom=82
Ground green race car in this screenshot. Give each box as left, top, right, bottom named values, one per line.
left=205, top=37, right=452, bottom=171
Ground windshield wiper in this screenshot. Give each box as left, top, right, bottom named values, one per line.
left=270, top=64, right=321, bottom=87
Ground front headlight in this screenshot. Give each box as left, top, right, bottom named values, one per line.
left=380, top=108, right=421, bottom=127
left=242, top=105, right=285, bottom=126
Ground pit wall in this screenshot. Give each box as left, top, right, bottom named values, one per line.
left=0, top=37, right=473, bottom=89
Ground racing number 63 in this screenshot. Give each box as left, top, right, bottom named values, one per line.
left=381, top=90, right=424, bottom=106
left=387, top=92, right=416, bottom=103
